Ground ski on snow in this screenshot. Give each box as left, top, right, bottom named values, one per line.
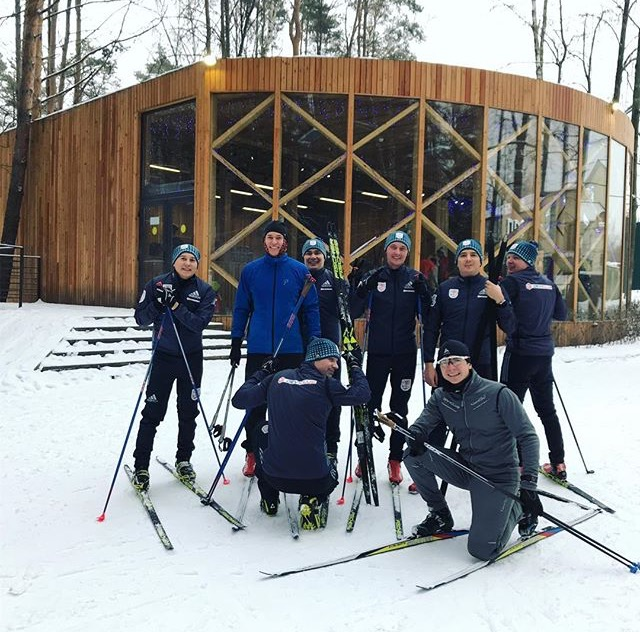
left=283, top=493, right=300, bottom=539
left=232, top=476, right=256, bottom=532
left=391, top=483, right=404, bottom=540
left=346, top=477, right=364, bottom=532
left=260, top=530, right=470, bottom=578
left=416, top=509, right=601, bottom=592
left=155, top=457, right=246, bottom=529
left=123, top=464, right=173, bottom=550
left=538, top=466, right=615, bottom=514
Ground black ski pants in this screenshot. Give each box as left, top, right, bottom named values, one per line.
left=500, top=351, right=565, bottom=465
left=133, top=350, right=202, bottom=470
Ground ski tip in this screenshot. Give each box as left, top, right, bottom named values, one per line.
left=96, top=513, right=106, bottom=522
left=337, top=497, right=345, bottom=505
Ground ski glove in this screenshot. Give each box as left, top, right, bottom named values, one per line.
left=357, top=266, right=386, bottom=296
left=261, top=356, right=279, bottom=374
left=406, top=426, right=428, bottom=457
left=343, top=350, right=362, bottom=370
left=229, top=338, right=242, bottom=367
left=519, top=489, right=543, bottom=518
left=155, top=284, right=176, bottom=307
left=411, top=272, right=430, bottom=298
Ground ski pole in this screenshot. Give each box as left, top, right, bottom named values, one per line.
left=416, top=293, right=427, bottom=407
left=97, top=321, right=164, bottom=522
left=376, top=412, right=639, bottom=573
left=337, top=411, right=356, bottom=505
left=211, top=366, right=236, bottom=450
left=204, top=275, right=317, bottom=501
left=165, top=306, right=229, bottom=484
left=553, top=377, right=594, bottom=475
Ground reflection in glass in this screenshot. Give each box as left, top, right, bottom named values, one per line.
left=606, top=141, right=625, bottom=316
left=486, top=109, right=537, bottom=244
left=539, top=119, right=579, bottom=316
left=578, top=130, right=608, bottom=319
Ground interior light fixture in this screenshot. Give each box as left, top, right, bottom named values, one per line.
left=255, top=184, right=274, bottom=191
left=149, top=164, right=181, bottom=173
left=242, top=207, right=268, bottom=213
left=231, top=189, right=253, bottom=196
left=361, top=191, right=389, bottom=199
left=297, top=204, right=308, bottom=209
left=319, top=197, right=345, bottom=204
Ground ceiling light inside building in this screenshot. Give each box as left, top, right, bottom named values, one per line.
left=361, top=191, right=389, bottom=199
left=319, top=197, right=345, bottom=204
left=231, top=189, right=253, bottom=196
left=255, top=184, right=274, bottom=190
left=149, top=164, right=181, bottom=173
left=242, top=207, right=268, bottom=213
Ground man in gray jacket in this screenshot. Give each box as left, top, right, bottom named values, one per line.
left=403, top=340, right=543, bottom=561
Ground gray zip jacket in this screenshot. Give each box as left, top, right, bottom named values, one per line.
left=411, top=371, right=539, bottom=488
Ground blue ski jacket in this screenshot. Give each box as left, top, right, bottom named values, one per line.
left=500, top=268, right=567, bottom=356
left=232, top=363, right=371, bottom=480
left=231, top=254, right=321, bottom=354
left=423, top=274, right=515, bottom=364
left=135, top=271, right=217, bottom=355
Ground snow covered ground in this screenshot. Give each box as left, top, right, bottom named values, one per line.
left=1, top=300, right=639, bottom=632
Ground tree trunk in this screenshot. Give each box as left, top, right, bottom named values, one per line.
left=289, top=0, right=302, bottom=56
left=56, top=0, right=73, bottom=112
left=613, top=0, right=630, bottom=104
left=1, top=0, right=44, bottom=302
left=46, top=0, right=60, bottom=111
left=73, top=0, right=81, bottom=104
left=629, top=26, right=640, bottom=306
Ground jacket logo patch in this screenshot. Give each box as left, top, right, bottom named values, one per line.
left=525, top=283, right=553, bottom=291
left=400, top=378, right=412, bottom=391
left=187, top=290, right=201, bottom=302
left=403, top=282, right=416, bottom=293
left=191, top=387, right=201, bottom=401
left=277, top=377, right=318, bottom=386
left=448, top=289, right=459, bottom=299
left=376, top=282, right=387, bottom=292
left=469, top=395, right=488, bottom=409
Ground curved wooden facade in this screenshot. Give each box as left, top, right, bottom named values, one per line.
left=0, top=58, right=635, bottom=328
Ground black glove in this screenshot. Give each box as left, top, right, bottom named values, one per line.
left=154, top=284, right=175, bottom=307
left=411, top=272, right=430, bottom=298
left=519, top=488, right=543, bottom=518
left=406, top=425, right=428, bottom=457
left=261, top=356, right=279, bottom=374
left=229, top=338, right=242, bottom=367
left=343, top=350, right=362, bottom=370
left=358, top=266, right=386, bottom=295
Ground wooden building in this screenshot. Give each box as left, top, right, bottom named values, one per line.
left=0, top=57, right=635, bottom=341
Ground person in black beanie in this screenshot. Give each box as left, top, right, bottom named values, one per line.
left=131, top=244, right=217, bottom=491
left=229, top=219, right=321, bottom=477
left=402, top=340, right=543, bottom=560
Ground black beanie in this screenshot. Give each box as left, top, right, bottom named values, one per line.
left=263, top=220, right=288, bottom=241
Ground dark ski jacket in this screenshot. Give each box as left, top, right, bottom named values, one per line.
left=500, top=268, right=567, bottom=356
left=231, top=254, right=321, bottom=355
left=135, top=271, right=217, bottom=356
left=232, top=363, right=371, bottom=480
left=308, top=267, right=349, bottom=345
left=355, top=264, right=431, bottom=355
left=411, top=371, right=540, bottom=487
left=423, top=274, right=515, bottom=364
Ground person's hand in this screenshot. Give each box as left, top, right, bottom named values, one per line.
left=261, top=356, right=279, bottom=374
left=406, top=425, right=428, bottom=457
left=519, top=488, right=543, bottom=518
left=229, top=338, right=242, bottom=367
left=485, top=280, right=506, bottom=305
left=155, top=284, right=175, bottom=307
left=411, top=272, right=430, bottom=297
left=343, top=349, right=362, bottom=370
left=423, top=362, right=438, bottom=387
left=360, top=267, right=385, bottom=291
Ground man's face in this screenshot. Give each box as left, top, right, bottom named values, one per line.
left=303, top=248, right=325, bottom=271
left=385, top=242, right=409, bottom=269
left=314, top=357, right=339, bottom=377
left=457, top=249, right=483, bottom=277
left=506, top=254, right=528, bottom=274
left=264, top=231, right=285, bottom=256
left=173, top=253, right=198, bottom=280
left=439, top=356, right=471, bottom=384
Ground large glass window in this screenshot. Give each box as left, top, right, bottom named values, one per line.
left=578, top=129, right=608, bottom=319
left=538, top=119, right=579, bottom=315
left=606, top=141, right=625, bottom=316
left=486, top=109, right=537, bottom=244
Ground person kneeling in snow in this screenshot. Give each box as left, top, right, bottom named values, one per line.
left=402, top=339, right=543, bottom=560
left=231, top=337, right=370, bottom=530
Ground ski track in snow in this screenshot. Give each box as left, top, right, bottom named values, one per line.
left=1, top=300, right=639, bottom=632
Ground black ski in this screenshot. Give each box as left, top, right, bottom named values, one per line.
left=327, top=222, right=379, bottom=507
left=346, top=477, right=364, bottom=532
left=417, top=509, right=600, bottom=591
left=391, top=483, right=404, bottom=540
left=283, top=493, right=300, bottom=539
left=123, top=464, right=173, bottom=550
left=260, top=530, right=469, bottom=578
left=232, top=476, right=256, bottom=531
left=155, top=457, right=246, bottom=529
left=538, top=467, right=615, bottom=514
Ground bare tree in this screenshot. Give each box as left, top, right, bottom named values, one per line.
left=289, top=0, right=302, bottom=55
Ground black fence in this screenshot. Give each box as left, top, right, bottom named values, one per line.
left=0, top=244, right=42, bottom=306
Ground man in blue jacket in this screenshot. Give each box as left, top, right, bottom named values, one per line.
left=355, top=230, right=431, bottom=484
left=499, top=240, right=568, bottom=480
left=231, top=338, right=371, bottom=529
left=132, top=244, right=217, bottom=491
left=229, top=220, right=321, bottom=477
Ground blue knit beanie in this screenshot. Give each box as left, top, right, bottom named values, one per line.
left=305, top=337, right=340, bottom=362
left=455, top=238, right=483, bottom=263
left=171, top=244, right=201, bottom=265
left=507, top=240, right=539, bottom=267
left=301, top=238, right=327, bottom=258
left=383, top=231, right=411, bottom=251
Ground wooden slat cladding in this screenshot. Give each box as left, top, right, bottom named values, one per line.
left=0, top=57, right=634, bottom=310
